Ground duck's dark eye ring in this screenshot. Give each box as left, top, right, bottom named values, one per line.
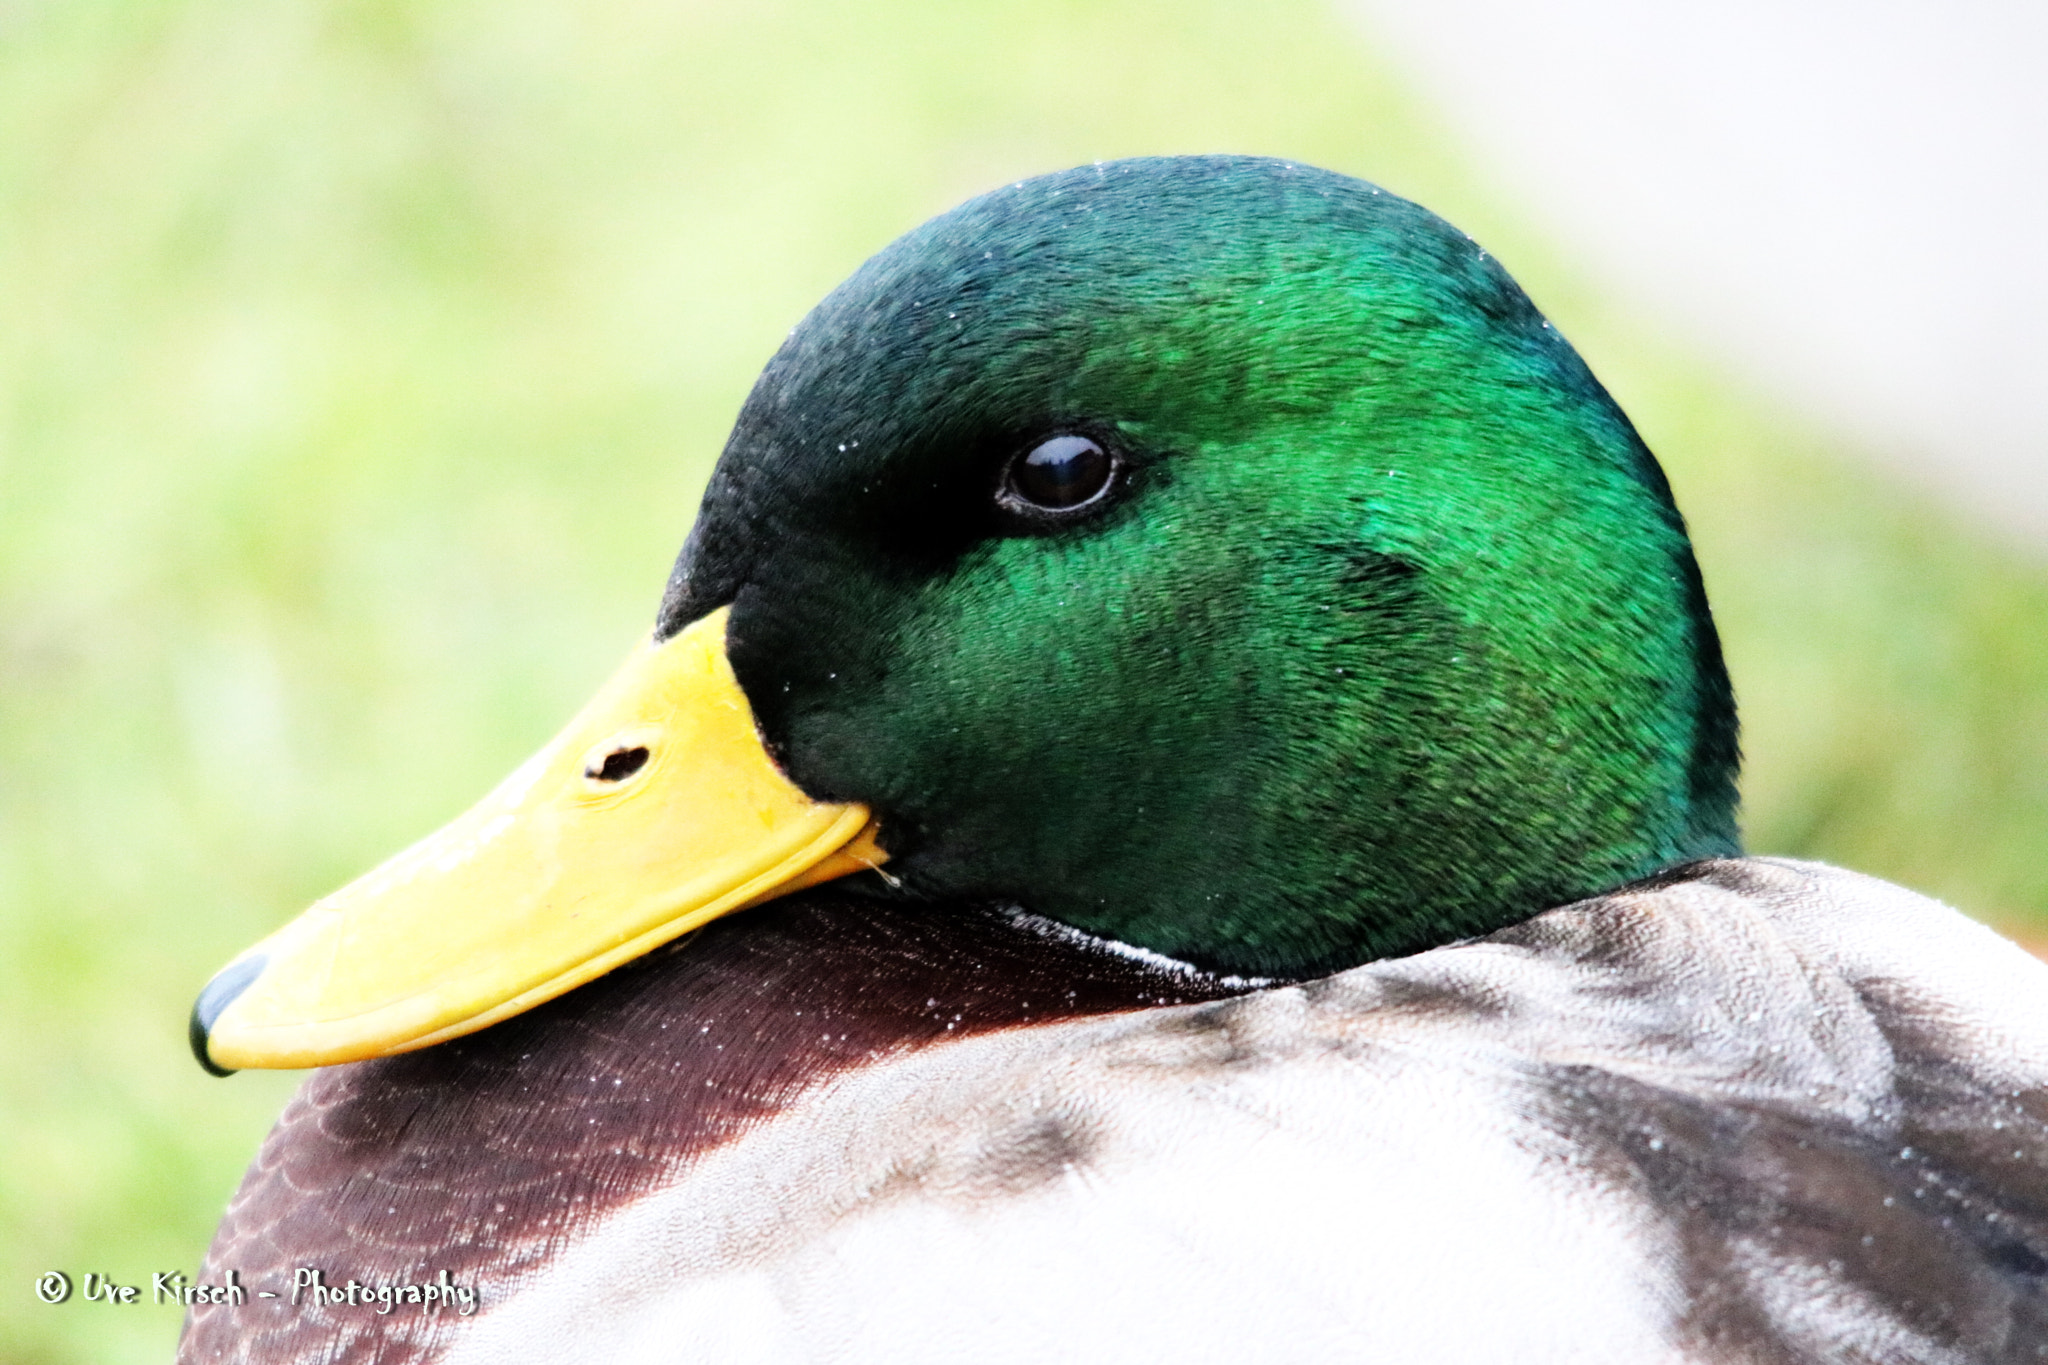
left=997, top=433, right=1120, bottom=518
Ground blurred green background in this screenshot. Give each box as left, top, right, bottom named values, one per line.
left=4, top=1, right=2044, bottom=1361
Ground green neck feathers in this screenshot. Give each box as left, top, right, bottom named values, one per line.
left=660, top=156, right=1739, bottom=979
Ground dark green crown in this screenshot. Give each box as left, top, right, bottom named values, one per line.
left=661, top=156, right=1739, bottom=979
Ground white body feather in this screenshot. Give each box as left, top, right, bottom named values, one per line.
left=436, top=860, right=2048, bottom=1363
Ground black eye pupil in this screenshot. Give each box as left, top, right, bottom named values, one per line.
left=1010, top=435, right=1113, bottom=511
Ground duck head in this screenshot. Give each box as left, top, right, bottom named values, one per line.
left=193, top=156, right=1738, bottom=1074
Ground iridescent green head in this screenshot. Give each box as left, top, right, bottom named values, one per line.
left=661, top=156, right=1739, bottom=980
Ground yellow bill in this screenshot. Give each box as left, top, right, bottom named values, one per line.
left=192, top=606, right=885, bottom=1073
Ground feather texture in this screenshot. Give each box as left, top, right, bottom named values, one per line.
left=183, top=860, right=2048, bottom=1363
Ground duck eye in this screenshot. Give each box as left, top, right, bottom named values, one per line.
left=1001, top=434, right=1116, bottom=514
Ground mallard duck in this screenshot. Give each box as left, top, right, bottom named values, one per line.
left=180, top=156, right=2048, bottom=1365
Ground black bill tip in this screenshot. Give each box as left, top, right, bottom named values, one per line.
left=189, top=954, right=266, bottom=1077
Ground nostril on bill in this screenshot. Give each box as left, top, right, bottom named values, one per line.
left=585, top=746, right=650, bottom=783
